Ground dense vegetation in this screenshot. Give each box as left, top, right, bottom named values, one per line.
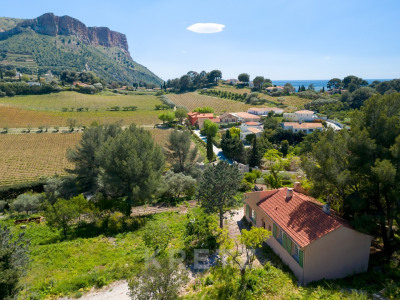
left=0, top=27, right=162, bottom=86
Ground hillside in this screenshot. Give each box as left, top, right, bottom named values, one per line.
left=0, top=13, right=162, bottom=86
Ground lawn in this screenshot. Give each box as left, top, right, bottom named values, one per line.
left=0, top=212, right=187, bottom=299
left=0, top=133, right=82, bottom=186
left=167, top=92, right=253, bottom=113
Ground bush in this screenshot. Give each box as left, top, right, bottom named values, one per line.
left=0, top=200, right=7, bottom=212
left=10, top=193, right=42, bottom=214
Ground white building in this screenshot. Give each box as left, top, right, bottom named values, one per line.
left=282, top=122, right=323, bottom=134
left=248, top=107, right=284, bottom=116
left=240, top=122, right=264, bottom=140
left=283, top=110, right=316, bottom=122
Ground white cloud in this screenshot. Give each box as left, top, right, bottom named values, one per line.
left=187, top=23, right=225, bottom=34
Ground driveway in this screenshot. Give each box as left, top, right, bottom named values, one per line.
left=193, top=130, right=232, bottom=164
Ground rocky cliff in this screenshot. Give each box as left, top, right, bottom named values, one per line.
left=0, top=13, right=129, bottom=52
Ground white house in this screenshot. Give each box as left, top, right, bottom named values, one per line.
left=282, top=122, right=323, bottom=134
left=248, top=107, right=284, bottom=116
left=240, top=122, right=264, bottom=140
left=283, top=110, right=316, bottom=122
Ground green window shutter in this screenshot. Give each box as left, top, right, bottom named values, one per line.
left=253, top=211, right=257, bottom=224
left=246, top=204, right=249, bottom=218
left=299, top=250, right=304, bottom=268
left=282, top=233, right=287, bottom=249
left=287, top=238, right=292, bottom=254
left=273, top=223, right=277, bottom=238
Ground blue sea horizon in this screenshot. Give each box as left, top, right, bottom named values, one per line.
left=271, top=79, right=391, bottom=91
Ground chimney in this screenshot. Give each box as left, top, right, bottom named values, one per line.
left=294, top=182, right=301, bottom=192
left=286, top=188, right=293, bottom=199
left=322, top=204, right=330, bottom=215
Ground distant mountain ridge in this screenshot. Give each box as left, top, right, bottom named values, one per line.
left=0, top=13, right=129, bottom=52
left=0, top=13, right=162, bottom=85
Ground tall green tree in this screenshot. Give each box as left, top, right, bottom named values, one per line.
left=327, top=78, right=342, bottom=90
left=221, top=130, right=246, bottom=163
left=303, top=93, right=400, bottom=253
left=67, top=123, right=122, bottom=193
left=253, top=76, right=264, bottom=90
left=166, top=129, right=198, bottom=172
left=174, top=107, right=188, bottom=124
left=203, top=120, right=219, bottom=161
left=97, top=125, right=165, bottom=214
left=238, top=73, right=250, bottom=83
left=198, top=161, right=243, bottom=228
left=0, top=225, right=29, bottom=300
left=248, top=137, right=262, bottom=168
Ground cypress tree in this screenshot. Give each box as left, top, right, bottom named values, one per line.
left=206, top=135, right=214, bottom=161
left=249, top=137, right=261, bottom=167
left=0, top=69, right=3, bottom=80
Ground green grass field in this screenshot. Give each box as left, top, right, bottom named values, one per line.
left=0, top=91, right=168, bottom=127
left=0, top=212, right=186, bottom=299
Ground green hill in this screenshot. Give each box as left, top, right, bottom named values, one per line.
left=0, top=15, right=162, bottom=86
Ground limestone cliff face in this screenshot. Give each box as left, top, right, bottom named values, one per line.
left=0, top=13, right=129, bottom=52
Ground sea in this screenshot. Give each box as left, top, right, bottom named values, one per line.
left=271, top=79, right=390, bottom=92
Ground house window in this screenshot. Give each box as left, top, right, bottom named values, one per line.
left=251, top=210, right=257, bottom=224
left=294, top=243, right=299, bottom=259
left=278, top=228, right=283, bottom=244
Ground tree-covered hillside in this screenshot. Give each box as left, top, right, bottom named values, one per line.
left=0, top=18, right=162, bottom=86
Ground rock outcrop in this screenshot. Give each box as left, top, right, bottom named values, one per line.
left=0, top=13, right=129, bottom=52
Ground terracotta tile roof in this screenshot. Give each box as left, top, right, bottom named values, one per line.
left=295, top=110, right=315, bottom=114
left=247, top=127, right=262, bottom=133
left=255, top=188, right=350, bottom=248
left=283, top=122, right=323, bottom=129
left=233, top=112, right=261, bottom=119
left=245, top=122, right=260, bottom=126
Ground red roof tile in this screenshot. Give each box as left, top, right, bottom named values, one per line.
left=255, top=188, right=350, bottom=248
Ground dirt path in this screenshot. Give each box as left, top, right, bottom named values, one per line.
left=130, top=200, right=197, bottom=217
left=225, top=208, right=269, bottom=268
left=59, top=280, right=130, bottom=300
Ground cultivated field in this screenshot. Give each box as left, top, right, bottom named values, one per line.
left=0, top=133, right=81, bottom=186
left=0, top=128, right=172, bottom=186
left=0, top=91, right=160, bottom=111
left=167, top=92, right=252, bottom=113
left=0, top=91, right=167, bottom=128
left=215, top=85, right=311, bottom=111
left=0, top=106, right=161, bottom=128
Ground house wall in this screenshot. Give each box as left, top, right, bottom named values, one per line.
left=303, top=226, right=372, bottom=284
left=295, top=113, right=314, bottom=121
left=283, top=113, right=296, bottom=121
left=243, top=194, right=304, bottom=283
left=220, top=114, right=238, bottom=123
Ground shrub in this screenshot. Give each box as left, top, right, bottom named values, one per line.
left=10, top=193, right=42, bottom=214
left=0, top=200, right=7, bottom=212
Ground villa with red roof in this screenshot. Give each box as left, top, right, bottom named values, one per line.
left=240, top=121, right=264, bottom=140
left=243, top=184, right=372, bottom=285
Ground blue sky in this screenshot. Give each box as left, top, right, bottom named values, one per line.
left=2, top=0, right=400, bottom=80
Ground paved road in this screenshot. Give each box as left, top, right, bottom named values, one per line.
left=193, top=130, right=233, bottom=164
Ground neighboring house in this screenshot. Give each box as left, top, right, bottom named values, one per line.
left=219, top=112, right=240, bottom=123
left=27, top=81, right=41, bottom=86
left=187, top=112, right=214, bottom=127
left=283, top=110, right=316, bottom=122
left=243, top=185, right=372, bottom=285
left=266, top=86, right=284, bottom=92
left=281, top=122, right=323, bottom=134
left=198, top=116, right=220, bottom=129
left=240, top=122, right=264, bottom=140
left=248, top=107, right=284, bottom=116
left=232, top=112, right=261, bottom=123
left=226, top=79, right=239, bottom=85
